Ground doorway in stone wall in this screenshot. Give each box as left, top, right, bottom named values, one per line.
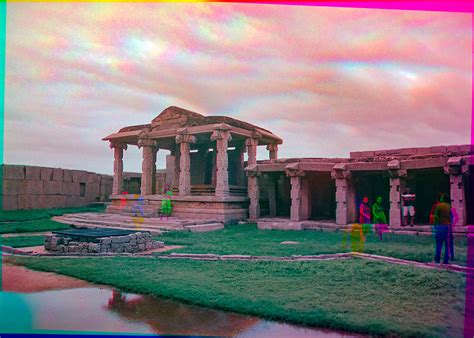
left=465, top=165, right=474, bottom=225
left=406, top=168, right=450, bottom=224
left=306, top=172, right=336, bottom=221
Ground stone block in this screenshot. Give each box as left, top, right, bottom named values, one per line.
left=447, top=145, right=460, bottom=154
left=85, top=182, right=100, bottom=200
left=25, top=166, right=41, bottom=179
left=116, top=246, right=123, bottom=253
left=460, top=144, right=473, bottom=154
left=53, top=168, right=64, bottom=181
left=415, top=147, right=431, bottom=155
left=430, top=146, right=447, bottom=154
left=40, top=167, right=53, bottom=181
left=138, top=244, right=145, bottom=251
left=20, top=180, right=44, bottom=195
left=63, top=170, right=73, bottom=182
left=112, top=238, right=122, bottom=244
left=65, top=196, right=85, bottom=207
left=3, top=195, right=18, bottom=210
left=44, top=195, right=66, bottom=209
left=87, top=173, right=101, bottom=183
left=72, top=170, right=88, bottom=183
left=44, top=181, right=61, bottom=195
left=3, top=165, right=25, bottom=180
left=18, top=195, right=45, bottom=209
left=3, top=180, right=20, bottom=195
left=61, top=181, right=80, bottom=196
left=101, top=238, right=112, bottom=245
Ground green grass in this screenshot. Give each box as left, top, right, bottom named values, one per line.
left=156, top=224, right=468, bottom=266
left=9, top=256, right=466, bottom=337
left=0, top=219, right=70, bottom=234
left=0, top=205, right=105, bottom=222
left=1, top=235, right=44, bottom=247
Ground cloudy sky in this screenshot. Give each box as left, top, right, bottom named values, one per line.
left=5, top=3, right=472, bottom=174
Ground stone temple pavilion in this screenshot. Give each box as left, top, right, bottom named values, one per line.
left=103, top=106, right=473, bottom=234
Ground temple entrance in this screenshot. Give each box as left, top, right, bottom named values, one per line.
left=465, top=166, right=474, bottom=225
left=406, top=168, right=450, bottom=224
left=306, top=172, right=336, bottom=220
left=259, top=172, right=290, bottom=217
left=352, top=171, right=390, bottom=223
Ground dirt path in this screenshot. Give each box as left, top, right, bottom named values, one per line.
left=2, top=262, right=92, bottom=292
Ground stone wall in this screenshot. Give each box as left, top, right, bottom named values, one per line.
left=2, top=164, right=113, bottom=210
left=44, top=232, right=164, bottom=254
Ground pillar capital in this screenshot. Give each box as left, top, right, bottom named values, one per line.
left=245, top=135, right=260, bottom=147
left=444, top=156, right=464, bottom=175
left=388, top=169, right=407, bottom=179
left=246, top=170, right=261, bottom=178
left=285, top=163, right=305, bottom=177
left=266, top=143, right=278, bottom=152
left=210, top=128, right=232, bottom=142
left=175, top=133, right=196, bottom=144
left=109, top=142, right=128, bottom=151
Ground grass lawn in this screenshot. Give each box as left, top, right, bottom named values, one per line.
left=0, top=219, right=70, bottom=234
left=8, top=256, right=466, bottom=337
left=0, top=205, right=105, bottom=222
left=157, top=224, right=468, bottom=266
left=1, top=235, right=44, bottom=247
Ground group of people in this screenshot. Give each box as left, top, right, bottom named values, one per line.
left=355, top=188, right=457, bottom=264
left=358, top=196, right=389, bottom=240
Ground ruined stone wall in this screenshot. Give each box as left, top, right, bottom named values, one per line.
left=2, top=164, right=113, bottom=210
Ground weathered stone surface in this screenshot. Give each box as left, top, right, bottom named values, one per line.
left=40, top=167, right=53, bottom=181
left=85, top=182, right=100, bottom=200
left=61, top=181, right=80, bottom=196
left=18, top=195, right=44, bottom=209
left=53, top=168, right=64, bottom=181
left=63, top=170, right=73, bottom=182
left=138, top=244, right=145, bottom=250
left=430, top=146, right=447, bottom=154
left=72, top=170, right=88, bottom=183
left=3, top=180, right=20, bottom=195
left=44, top=195, right=66, bottom=209
left=43, top=180, right=61, bottom=195
left=3, top=165, right=25, bottom=180
left=3, top=195, right=18, bottom=210
left=20, top=180, right=44, bottom=195
left=65, top=196, right=85, bottom=207
left=25, top=166, right=41, bottom=180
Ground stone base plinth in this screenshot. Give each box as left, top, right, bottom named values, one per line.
left=106, top=194, right=248, bottom=224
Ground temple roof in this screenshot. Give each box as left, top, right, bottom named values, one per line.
left=104, top=106, right=282, bottom=146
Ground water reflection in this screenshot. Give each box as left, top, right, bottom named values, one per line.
left=1, top=287, right=365, bottom=337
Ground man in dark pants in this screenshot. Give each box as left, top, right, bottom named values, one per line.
left=433, top=194, right=451, bottom=264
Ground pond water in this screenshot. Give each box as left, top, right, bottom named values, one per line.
left=0, top=267, right=364, bottom=337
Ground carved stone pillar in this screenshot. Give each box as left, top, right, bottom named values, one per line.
left=138, top=135, right=157, bottom=196
left=267, top=143, right=278, bottom=160
left=332, top=163, right=355, bottom=225
left=388, top=160, right=406, bottom=227
left=171, top=146, right=180, bottom=192
left=445, top=157, right=467, bottom=226
left=110, top=142, right=127, bottom=195
left=286, top=164, right=306, bottom=222
left=176, top=130, right=196, bottom=196
left=211, top=126, right=232, bottom=197
left=236, top=142, right=246, bottom=186
left=247, top=170, right=261, bottom=220
left=245, top=132, right=261, bottom=166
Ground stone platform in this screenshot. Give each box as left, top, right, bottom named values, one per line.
left=53, top=212, right=225, bottom=234
left=256, top=217, right=470, bottom=236
left=106, top=194, right=248, bottom=223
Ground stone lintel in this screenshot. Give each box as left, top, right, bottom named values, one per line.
left=285, top=163, right=305, bottom=177
left=109, top=141, right=128, bottom=150
left=400, top=157, right=447, bottom=170
left=387, top=159, right=400, bottom=170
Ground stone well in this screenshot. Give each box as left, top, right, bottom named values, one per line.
left=45, top=229, right=164, bottom=254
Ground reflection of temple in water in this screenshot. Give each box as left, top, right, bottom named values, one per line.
left=106, top=290, right=259, bottom=336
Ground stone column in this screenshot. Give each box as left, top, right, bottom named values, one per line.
left=332, top=164, right=355, bottom=225
left=388, top=160, right=406, bottom=227
left=235, top=142, right=246, bottom=186
left=445, top=157, right=467, bottom=226
left=211, top=144, right=217, bottom=188
left=110, top=142, right=127, bottom=195
left=211, top=127, right=232, bottom=197
left=138, top=137, right=157, bottom=196
left=245, top=132, right=261, bottom=166
left=247, top=170, right=261, bottom=219
left=267, top=174, right=277, bottom=217
left=176, top=131, right=196, bottom=196
left=152, top=147, right=158, bottom=194
left=286, top=165, right=306, bottom=222
left=170, top=146, right=180, bottom=193
left=267, top=144, right=278, bottom=160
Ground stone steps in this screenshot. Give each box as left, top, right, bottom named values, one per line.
left=184, top=223, right=225, bottom=233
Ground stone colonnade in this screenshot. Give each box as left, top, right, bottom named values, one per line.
left=248, top=157, right=469, bottom=227
left=110, top=129, right=279, bottom=201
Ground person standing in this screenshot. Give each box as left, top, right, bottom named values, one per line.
left=402, top=187, right=416, bottom=226
left=372, top=196, right=388, bottom=240
left=359, top=196, right=371, bottom=224
left=433, top=194, right=451, bottom=264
